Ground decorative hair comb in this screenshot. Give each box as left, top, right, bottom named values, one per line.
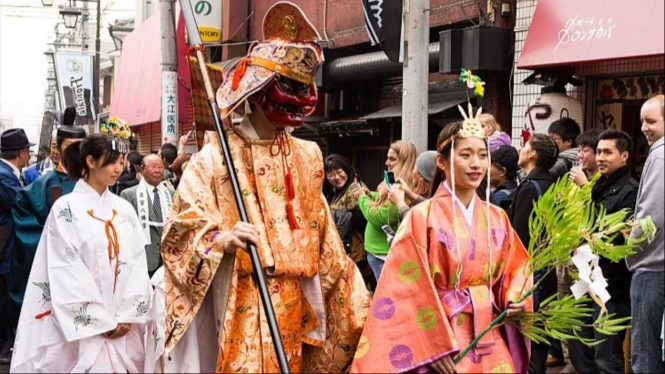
left=437, top=70, right=487, bottom=152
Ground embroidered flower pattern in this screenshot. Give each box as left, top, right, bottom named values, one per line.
left=63, top=247, right=78, bottom=261
left=73, top=302, right=95, bottom=331
left=118, top=213, right=139, bottom=229
left=135, top=299, right=148, bottom=318
left=116, top=261, right=128, bottom=279
left=57, top=204, right=76, bottom=223
left=33, top=282, right=51, bottom=306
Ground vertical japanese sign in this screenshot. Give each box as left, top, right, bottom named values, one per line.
left=193, top=0, right=223, bottom=43
left=54, top=53, right=95, bottom=121
left=162, top=71, right=178, bottom=144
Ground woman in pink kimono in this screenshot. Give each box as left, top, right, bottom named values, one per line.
left=351, top=114, right=533, bottom=374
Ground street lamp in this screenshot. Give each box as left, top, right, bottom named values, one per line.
left=60, top=7, right=81, bottom=29
left=41, top=0, right=55, bottom=6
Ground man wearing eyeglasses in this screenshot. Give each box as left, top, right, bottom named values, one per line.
left=121, top=154, right=174, bottom=276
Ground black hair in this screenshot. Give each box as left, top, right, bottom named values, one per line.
left=127, top=151, right=144, bottom=174
left=576, top=129, right=601, bottom=151
left=599, top=129, right=634, bottom=154
left=431, top=122, right=465, bottom=194
left=548, top=118, right=582, bottom=147
left=324, top=154, right=357, bottom=193
left=160, top=143, right=178, bottom=165
left=62, top=134, right=124, bottom=180
left=529, top=133, right=559, bottom=170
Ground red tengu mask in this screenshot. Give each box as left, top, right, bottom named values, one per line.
left=259, top=76, right=318, bottom=129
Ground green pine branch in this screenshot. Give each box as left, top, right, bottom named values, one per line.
left=454, top=173, right=655, bottom=364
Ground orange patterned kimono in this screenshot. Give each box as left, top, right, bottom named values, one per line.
left=351, top=184, right=533, bottom=373
left=162, top=128, right=370, bottom=373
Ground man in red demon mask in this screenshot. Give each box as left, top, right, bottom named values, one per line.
left=161, top=2, right=369, bottom=373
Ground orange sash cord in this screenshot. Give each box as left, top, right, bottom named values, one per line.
left=270, top=130, right=300, bottom=230
left=87, top=209, right=121, bottom=293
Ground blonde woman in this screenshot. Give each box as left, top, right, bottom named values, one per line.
left=480, top=113, right=512, bottom=152
left=353, top=141, right=417, bottom=281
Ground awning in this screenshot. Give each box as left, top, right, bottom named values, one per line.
left=110, top=14, right=192, bottom=126
left=360, top=91, right=467, bottom=120
left=518, top=0, right=664, bottom=70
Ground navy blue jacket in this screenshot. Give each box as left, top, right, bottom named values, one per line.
left=0, top=160, right=22, bottom=274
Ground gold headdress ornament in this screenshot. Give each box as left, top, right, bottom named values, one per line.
left=100, top=117, right=132, bottom=154
left=437, top=69, right=487, bottom=152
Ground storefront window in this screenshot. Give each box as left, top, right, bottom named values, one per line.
left=594, top=75, right=664, bottom=174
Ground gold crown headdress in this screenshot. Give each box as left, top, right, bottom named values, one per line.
left=101, top=117, right=133, bottom=153
left=437, top=69, right=487, bottom=152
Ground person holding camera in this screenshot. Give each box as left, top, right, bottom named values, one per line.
left=353, top=141, right=417, bottom=282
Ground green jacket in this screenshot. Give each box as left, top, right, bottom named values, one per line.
left=358, top=192, right=399, bottom=256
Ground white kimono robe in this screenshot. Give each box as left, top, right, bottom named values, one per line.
left=10, top=180, right=153, bottom=373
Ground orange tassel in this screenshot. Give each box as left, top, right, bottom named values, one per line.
left=286, top=201, right=300, bottom=230
left=35, top=310, right=52, bottom=320
left=286, top=173, right=296, bottom=201
left=232, top=58, right=248, bottom=91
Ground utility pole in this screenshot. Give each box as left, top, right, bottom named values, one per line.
left=160, top=0, right=178, bottom=144
left=94, top=0, right=101, bottom=132
left=401, top=0, right=430, bottom=153
left=81, top=1, right=90, bottom=53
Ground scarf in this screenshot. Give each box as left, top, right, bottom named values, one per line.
left=137, top=178, right=172, bottom=245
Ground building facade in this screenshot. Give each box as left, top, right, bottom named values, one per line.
left=512, top=0, right=664, bottom=174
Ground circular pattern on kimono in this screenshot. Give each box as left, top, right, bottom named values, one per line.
left=492, top=362, right=514, bottom=373
left=389, top=344, right=414, bottom=369
left=398, top=260, right=421, bottom=284
left=430, top=263, right=442, bottom=280
left=416, top=307, right=437, bottom=331
left=372, top=296, right=396, bottom=320
left=355, top=335, right=370, bottom=359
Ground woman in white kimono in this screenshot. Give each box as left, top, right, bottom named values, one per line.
left=10, top=133, right=153, bottom=373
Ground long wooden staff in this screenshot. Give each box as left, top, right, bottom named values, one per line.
left=178, top=1, right=290, bottom=372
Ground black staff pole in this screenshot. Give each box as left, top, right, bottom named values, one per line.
left=178, top=1, right=290, bottom=372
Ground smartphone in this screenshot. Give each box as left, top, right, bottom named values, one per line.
left=384, top=170, right=400, bottom=186
left=381, top=224, right=396, bottom=239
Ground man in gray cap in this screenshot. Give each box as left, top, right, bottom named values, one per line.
left=9, top=107, right=86, bottom=334
left=0, top=128, right=34, bottom=363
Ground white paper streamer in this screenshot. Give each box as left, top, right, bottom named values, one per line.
left=570, top=244, right=611, bottom=304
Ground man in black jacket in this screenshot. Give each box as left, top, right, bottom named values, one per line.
left=580, top=129, right=638, bottom=374
left=505, top=133, right=559, bottom=374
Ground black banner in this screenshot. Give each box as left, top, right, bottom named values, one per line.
left=361, top=0, right=404, bottom=62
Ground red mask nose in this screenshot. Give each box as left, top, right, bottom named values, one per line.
left=261, top=80, right=317, bottom=128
